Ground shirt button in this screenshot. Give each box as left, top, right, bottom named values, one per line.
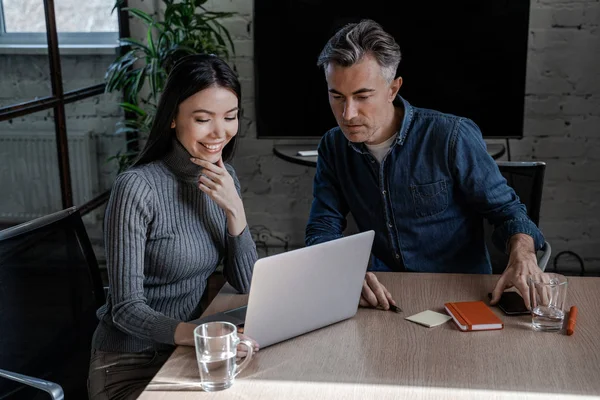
left=395, top=253, right=400, bottom=259
left=382, top=190, right=387, bottom=195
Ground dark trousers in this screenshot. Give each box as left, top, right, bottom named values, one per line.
left=88, top=349, right=173, bottom=400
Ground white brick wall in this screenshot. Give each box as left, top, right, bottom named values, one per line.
left=506, top=0, right=600, bottom=273
left=212, top=0, right=600, bottom=273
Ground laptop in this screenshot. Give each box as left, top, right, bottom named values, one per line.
left=194, top=230, right=375, bottom=348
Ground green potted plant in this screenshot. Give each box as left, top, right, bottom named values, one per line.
left=106, top=0, right=236, bottom=171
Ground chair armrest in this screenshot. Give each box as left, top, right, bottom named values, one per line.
left=537, top=241, right=552, bottom=272
left=0, top=368, right=64, bottom=400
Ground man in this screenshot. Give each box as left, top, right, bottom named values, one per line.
left=305, top=19, right=545, bottom=310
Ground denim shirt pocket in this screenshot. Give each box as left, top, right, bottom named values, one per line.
left=410, top=180, right=449, bottom=217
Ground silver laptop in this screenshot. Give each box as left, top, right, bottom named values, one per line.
left=195, top=231, right=374, bottom=348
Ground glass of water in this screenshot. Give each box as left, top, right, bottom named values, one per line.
left=194, top=321, right=254, bottom=391
left=528, top=273, right=568, bottom=332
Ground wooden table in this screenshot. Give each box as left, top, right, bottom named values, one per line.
left=139, top=273, right=600, bottom=399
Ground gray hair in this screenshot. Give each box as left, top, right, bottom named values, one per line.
left=317, top=19, right=401, bottom=83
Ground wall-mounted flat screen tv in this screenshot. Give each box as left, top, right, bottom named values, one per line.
left=254, top=0, right=530, bottom=139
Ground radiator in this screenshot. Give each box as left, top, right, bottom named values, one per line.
left=0, top=131, right=99, bottom=222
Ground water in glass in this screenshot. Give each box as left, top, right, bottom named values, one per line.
left=531, top=305, right=564, bottom=331
left=198, top=351, right=237, bottom=391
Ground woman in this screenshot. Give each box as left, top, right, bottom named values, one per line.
left=88, top=54, right=258, bottom=400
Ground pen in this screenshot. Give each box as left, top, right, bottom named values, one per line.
left=375, top=304, right=403, bottom=313
left=389, top=304, right=403, bottom=313
left=566, top=306, right=578, bottom=336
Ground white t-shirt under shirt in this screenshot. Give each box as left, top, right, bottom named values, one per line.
left=365, top=133, right=398, bottom=163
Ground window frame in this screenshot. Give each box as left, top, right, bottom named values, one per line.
left=0, top=0, right=129, bottom=214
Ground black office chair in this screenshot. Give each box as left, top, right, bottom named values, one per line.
left=0, top=207, right=105, bottom=399
left=485, top=161, right=552, bottom=274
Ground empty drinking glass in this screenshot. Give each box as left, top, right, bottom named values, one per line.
left=528, top=273, right=568, bottom=332
left=194, top=321, right=254, bottom=391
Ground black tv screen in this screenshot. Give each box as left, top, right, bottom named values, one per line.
left=254, top=0, right=530, bottom=139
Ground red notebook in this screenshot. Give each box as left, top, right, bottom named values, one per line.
left=444, top=301, right=504, bottom=331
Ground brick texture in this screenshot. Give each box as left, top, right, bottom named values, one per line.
left=215, top=0, right=600, bottom=273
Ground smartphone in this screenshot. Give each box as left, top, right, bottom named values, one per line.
left=488, top=292, right=529, bottom=315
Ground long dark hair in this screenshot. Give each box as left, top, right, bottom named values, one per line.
left=133, top=54, right=241, bottom=167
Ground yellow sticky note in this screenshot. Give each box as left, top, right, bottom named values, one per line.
left=405, top=310, right=452, bottom=328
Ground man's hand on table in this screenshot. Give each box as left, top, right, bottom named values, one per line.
left=490, top=233, right=543, bottom=309
left=359, top=272, right=397, bottom=310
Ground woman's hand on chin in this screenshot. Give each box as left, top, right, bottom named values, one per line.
left=191, top=157, right=247, bottom=236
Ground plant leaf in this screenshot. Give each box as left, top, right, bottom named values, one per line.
left=119, top=102, right=147, bottom=117
left=148, top=58, right=159, bottom=102
left=120, top=37, right=151, bottom=54
left=131, top=68, right=146, bottom=102
left=147, top=27, right=157, bottom=57
left=111, top=0, right=125, bottom=15
left=123, top=7, right=154, bottom=25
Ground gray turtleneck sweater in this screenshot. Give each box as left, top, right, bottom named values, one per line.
left=92, top=140, right=257, bottom=353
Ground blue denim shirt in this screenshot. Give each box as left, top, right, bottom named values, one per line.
left=305, top=96, right=544, bottom=274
